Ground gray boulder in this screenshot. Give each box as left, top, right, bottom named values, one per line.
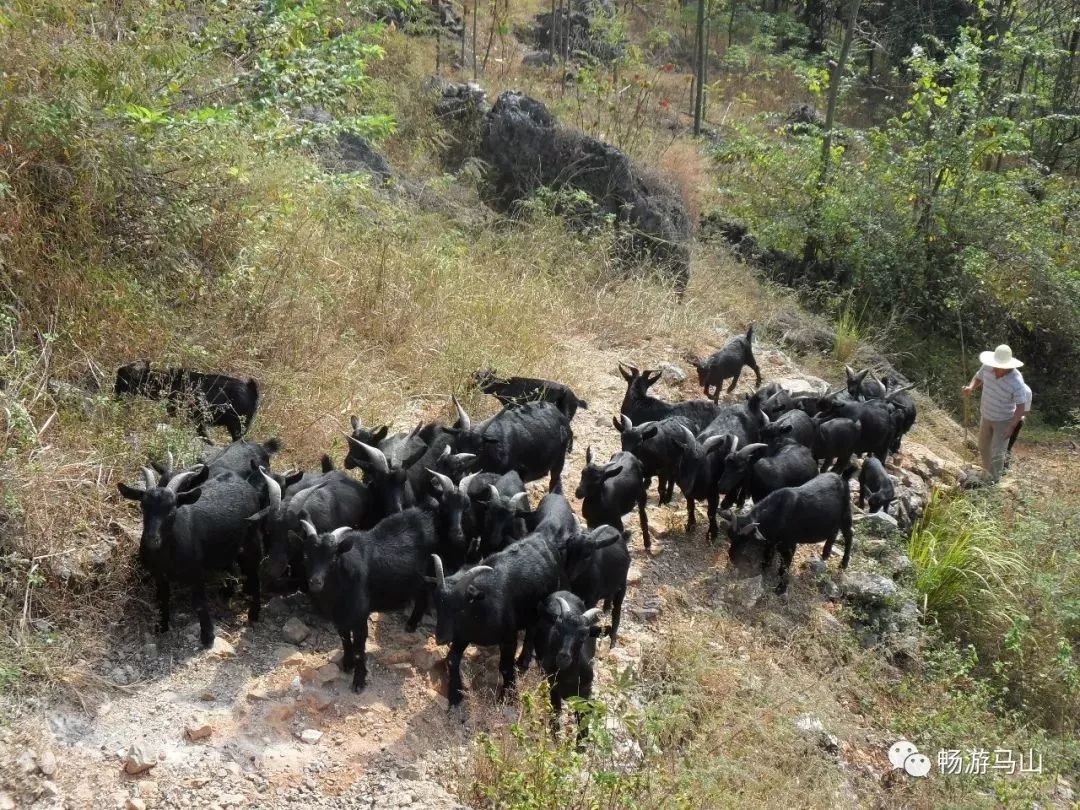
left=479, top=91, right=692, bottom=290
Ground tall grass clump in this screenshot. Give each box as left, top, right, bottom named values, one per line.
left=908, top=488, right=1080, bottom=735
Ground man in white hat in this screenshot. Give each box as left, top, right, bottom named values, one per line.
left=961, top=344, right=1028, bottom=483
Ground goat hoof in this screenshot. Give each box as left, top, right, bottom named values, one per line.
left=405, top=621, right=419, bottom=633
left=351, top=680, right=366, bottom=694
left=341, top=659, right=355, bottom=673
left=248, top=608, right=260, bottom=624
left=200, top=634, right=214, bottom=648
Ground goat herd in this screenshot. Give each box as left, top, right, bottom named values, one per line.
left=113, top=329, right=916, bottom=732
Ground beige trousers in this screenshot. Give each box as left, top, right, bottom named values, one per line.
left=978, top=418, right=1014, bottom=483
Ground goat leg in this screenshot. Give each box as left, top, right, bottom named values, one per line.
left=351, top=619, right=369, bottom=692
left=497, top=636, right=518, bottom=701
left=637, top=491, right=650, bottom=549
left=609, top=587, right=625, bottom=646
left=516, top=625, right=534, bottom=672
left=340, top=629, right=355, bottom=672
left=727, top=368, right=743, bottom=393
left=405, top=587, right=428, bottom=633
left=447, top=641, right=467, bottom=708
left=191, top=579, right=214, bottom=647
left=685, top=497, right=697, bottom=531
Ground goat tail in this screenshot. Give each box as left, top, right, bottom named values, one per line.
left=264, top=437, right=282, bottom=454
left=577, top=398, right=589, bottom=411
left=746, top=322, right=755, bottom=342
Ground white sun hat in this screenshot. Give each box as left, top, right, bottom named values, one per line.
left=979, top=344, right=1024, bottom=370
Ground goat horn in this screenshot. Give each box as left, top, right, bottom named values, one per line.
left=299, top=519, right=319, bottom=541
left=345, top=436, right=389, bottom=474
left=141, top=467, right=157, bottom=490
left=458, top=564, right=493, bottom=591
left=427, top=468, right=456, bottom=494
left=678, top=425, right=697, bottom=446
left=620, top=414, right=632, bottom=431
left=459, top=472, right=479, bottom=496
left=887, top=383, right=916, bottom=400
left=554, top=596, right=571, bottom=616
left=259, top=466, right=282, bottom=508
left=166, top=466, right=201, bottom=493
left=440, top=445, right=451, bottom=458
left=581, top=608, right=602, bottom=625
left=431, top=554, right=446, bottom=589
left=452, top=395, right=471, bottom=430
left=330, top=526, right=351, bottom=543
left=731, top=436, right=739, bottom=454
left=165, top=450, right=174, bottom=472
left=488, top=485, right=501, bottom=503
left=509, top=492, right=530, bottom=511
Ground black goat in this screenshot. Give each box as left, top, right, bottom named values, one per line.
left=431, top=523, right=617, bottom=707
left=277, top=454, right=335, bottom=499
left=473, top=369, right=589, bottom=421
left=449, top=398, right=571, bottom=493
left=858, top=456, right=895, bottom=514
left=299, top=469, right=470, bottom=691
left=760, top=410, right=815, bottom=449
left=464, top=471, right=530, bottom=560
left=253, top=467, right=375, bottom=591
left=761, top=388, right=795, bottom=421
left=689, top=324, right=762, bottom=402
left=115, top=360, right=259, bottom=441
left=617, top=363, right=721, bottom=433
left=611, top=414, right=687, bottom=505
left=726, top=469, right=855, bottom=594
left=564, top=525, right=629, bottom=645
left=843, top=366, right=886, bottom=401
left=673, top=425, right=737, bottom=538
left=200, top=437, right=282, bottom=483
left=575, top=447, right=649, bottom=549
left=117, top=465, right=262, bottom=646
left=881, top=376, right=917, bottom=452
left=811, top=416, right=861, bottom=473
left=530, top=592, right=601, bottom=740
left=343, top=417, right=427, bottom=473
left=715, top=440, right=818, bottom=507
left=816, top=395, right=897, bottom=461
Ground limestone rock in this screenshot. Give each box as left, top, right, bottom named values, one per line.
left=122, top=745, right=157, bottom=775
left=282, top=618, right=311, bottom=645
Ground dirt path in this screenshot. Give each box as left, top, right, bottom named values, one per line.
left=1, top=330, right=965, bottom=809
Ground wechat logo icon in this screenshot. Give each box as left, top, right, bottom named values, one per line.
left=889, top=740, right=931, bottom=778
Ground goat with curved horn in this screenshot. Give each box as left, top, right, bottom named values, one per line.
left=581, top=608, right=602, bottom=625
left=166, top=465, right=204, bottom=493
left=259, top=466, right=282, bottom=508
left=452, top=395, right=472, bottom=430
left=554, top=596, right=571, bottom=617
left=427, top=468, right=456, bottom=494
left=140, top=467, right=157, bottom=490
left=430, top=554, right=446, bottom=589
left=344, top=435, right=390, bottom=474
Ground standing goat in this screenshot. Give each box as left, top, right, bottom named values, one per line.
left=689, top=324, right=763, bottom=402
left=575, top=446, right=650, bottom=549
left=117, top=465, right=262, bottom=646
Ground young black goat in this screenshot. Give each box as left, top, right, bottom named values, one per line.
left=811, top=416, right=861, bottom=473
left=575, top=447, right=649, bottom=549
left=689, top=324, right=763, bottom=402
left=118, top=465, right=262, bottom=646
left=473, top=369, right=589, bottom=421
left=726, top=469, right=855, bottom=594
left=611, top=414, right=687, bottom=505
left=115, top=360, right=259, bottom=441
left=530, top=592, right=602, bottom=741
left=564, top=525, right=630, bottom=645
left=299, top=470, right=470, bottom=691
left=858, top=456, right=895, bottom=514
left=843, top=366, right=886, bottom=401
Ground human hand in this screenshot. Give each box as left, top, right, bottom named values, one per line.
left=961, top=385, right=974, bottom=397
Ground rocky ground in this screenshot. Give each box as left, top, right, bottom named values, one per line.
left=0, top=329, right=970, bottom=809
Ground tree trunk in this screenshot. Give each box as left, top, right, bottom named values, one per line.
left=817, top=0, right=860, bottom=188
left=693, top=0, right=706, bottom=135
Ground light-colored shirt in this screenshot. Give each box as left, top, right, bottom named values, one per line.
left=1022, top=382, right=1033, bottom=413
left=977, top=365, right=1026, bottom=421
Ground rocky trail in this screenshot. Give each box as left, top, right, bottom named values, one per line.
left=1, top=329, right=967, bottom=810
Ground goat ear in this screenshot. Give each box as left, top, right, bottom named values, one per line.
left=585, top=446, right=594, bottom=466
left=589, top=626, right=604, bottom=638
left=642, top=425, right=658, bottom=440
left=350, top=415, right=361, bottom=431
left=371, top=425, right=390, bottom=445
left=402, top=443, right=428, bottom=470
left=618, top=363, right=634, bottom=382
left=603, top=465, right=623, bottom=480
left=177, top=487, right=202, bottom=506
left=117, top=482, right=145, bottom=502
left=283, top=471, right=304, bottom=488
left=321, top=454, right=335, bottom=472
left=336, top=537, right=354, bottom=554
left=611, top=416, right=623, bottom=432
left=482, top=436, right=499, bottom=445
left=467, top=586, right=485, bottom=603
